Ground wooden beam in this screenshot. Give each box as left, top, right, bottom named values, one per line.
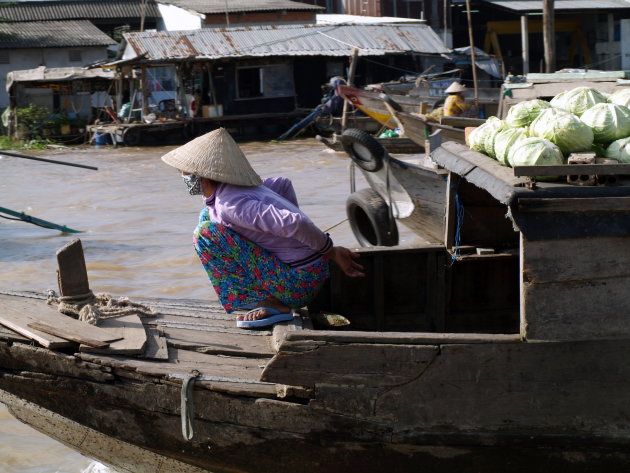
left=518, top=197, right=630, bottom=213
left=513, top=163, right=630, bottom=176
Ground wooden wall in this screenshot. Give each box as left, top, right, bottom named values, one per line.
left=521, top=233, right=630, bottom=341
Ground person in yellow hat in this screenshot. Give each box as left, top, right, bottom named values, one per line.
left=443, top=81, right=477, bottom=117
left=161, top=128, right=364, bottom=329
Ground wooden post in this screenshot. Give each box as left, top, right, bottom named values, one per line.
left=465, top=0, right=479, bottom=102
left=341, top=48, right=359, bottom=132
left=521, top=15, right=529, bottom=75
left=543, top=0, right=556, bottom=73
left=56, top=239, right=90, bottom=298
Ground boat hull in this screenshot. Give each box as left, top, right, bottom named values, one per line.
left=3, top=336, right=630, bottom=473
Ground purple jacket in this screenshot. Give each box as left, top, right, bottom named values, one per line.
left=205, top=177, right=332, bottom=268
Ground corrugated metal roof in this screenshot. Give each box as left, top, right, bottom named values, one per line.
left=0, top=20, right=117, bottom=48
left=122, top=23, right=448, bottom=61
left=482, top=0, right=630, bottom=12
left=0, top=0, right=161, bottom=22
left=159, top=0, right=324, bottom=14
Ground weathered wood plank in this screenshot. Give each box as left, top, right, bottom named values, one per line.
left=521, top=233, right=630, bottom=340
left=27, top=322, right=110, bottom=348
left=0, top=294, right=121, bottom=346
left=143, top=328, right=169, bottom=360
left=514, top=163, right=630, bottom=176
left=56, top=238, right=90, bottom=297
left=0, top=341, right=114, bottom=382
left=0, top=296, right=75, bottom=348
left=522, top=235, right=630, bottom=283
left=77, top=347, right=267, bottom=382
left=522, top=277, right=630, bottom=340
left=518, top=196, right=630, bottom=212
left=262, top=342, right=439, bottom=386
left=0, top=325, right=29, bottom=343
left=162, top=325, right=274, bottom=358
left=284, top=330, right=521, bottom=345
left=80, top=314, right=147, bottom=355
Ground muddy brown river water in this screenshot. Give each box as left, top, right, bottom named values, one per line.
left=0, top=138, right=422, bottom=472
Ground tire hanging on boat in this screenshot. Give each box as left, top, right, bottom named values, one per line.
left=340, top=128, right=385, bottom=172
left=346, top=188, right=398, bottom=247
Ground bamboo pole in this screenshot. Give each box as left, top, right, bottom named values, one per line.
left=465, top=0, right=479, bottom=102
left=341, top=48, right=360, bottom=132
left=543, top=0, right=556, bottom=72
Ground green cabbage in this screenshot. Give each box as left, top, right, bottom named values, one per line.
left=507, top=137, right=564, bottom=169
left=550, top=87, right=607, bottom=116
left=505, top=99, right=551, bottom=128
left=605, top=137, right=630, bottom=163
left=493, top=128, right=528, bottom=166
left=607, top=88, right=630, bottom=107
left=467, top=117, right=507, bottom=158
left=580, top=103, right=630, bottom=144
left=528, top=108, right=594, bottom=155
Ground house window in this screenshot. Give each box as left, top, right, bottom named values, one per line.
left=236, top=64, right=294, bottom=99
left=0, top=51, right=9, bottom=64
left=69, top=50, right=82, bottom=62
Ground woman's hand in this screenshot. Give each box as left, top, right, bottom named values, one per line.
left=325, top=246, right=365, bottom=278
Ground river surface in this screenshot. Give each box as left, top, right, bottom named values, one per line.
left=0, top=138, right=422, bottom=472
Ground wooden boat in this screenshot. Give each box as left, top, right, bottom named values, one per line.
left=5, top=147, right=630, bottom=472
left=338, top=84, right=498, bottom=131
left=317, top=133, right=423, bottom=154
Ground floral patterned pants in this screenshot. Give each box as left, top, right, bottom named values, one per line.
left=193, top=215, right=329, bottom=313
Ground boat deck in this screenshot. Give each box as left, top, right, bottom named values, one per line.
left=0, top=291, right=308, bottom=401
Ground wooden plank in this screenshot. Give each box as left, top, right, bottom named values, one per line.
left=0, top=294, right=120, bottom=343
left=262, top=342, right=439, bottom=387
left=0, top=296, right=75, bottom=348
left=143, top=328, right=169, bottom=360
left=523, top=276, right=630, bottom=341
left=0, top=326, right=29, bottom=343
left=518, top=196, right=630, bottom=213
left=79, top=314, right=147, bottom=355
left=514, top=163, right=630, bottom=176
left=440, top=116, right=486, bottom=128
left=55, top=238, right=90, bottom=297
left=521, top=233, right=630, bottom=341
left=522, top=235, right=630, bottom=283
left=162, top=325, right=274, bottom=357
left=77, top=347, right=267, bottom=382
left=27, top=322, right=110, bottom=348
left=284, top=330, right=520, bottom=345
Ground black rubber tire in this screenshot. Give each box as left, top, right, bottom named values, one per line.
left=341, top=128, right=385, bottom=172
left=346, top=188, right=399, bottom=247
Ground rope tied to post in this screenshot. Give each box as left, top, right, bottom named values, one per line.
left=46, top=290, right=157, bottom=325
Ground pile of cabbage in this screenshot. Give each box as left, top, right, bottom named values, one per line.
left=468, top=86, right=630, bottom=168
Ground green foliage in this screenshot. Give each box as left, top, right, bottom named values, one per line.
left=0, top=135, right=53, bottom=150
left=15, top=104, right=50, bottom=130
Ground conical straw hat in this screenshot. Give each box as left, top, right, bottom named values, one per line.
left=161, top=128, right=262, bottom=186
left=445, top=81, right=466, bottom=94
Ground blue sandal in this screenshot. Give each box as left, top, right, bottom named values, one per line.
left=236, top=307, right=293, bottom=329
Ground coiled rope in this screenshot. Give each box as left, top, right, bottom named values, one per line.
left=46, top=290, right=157, bottom=325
